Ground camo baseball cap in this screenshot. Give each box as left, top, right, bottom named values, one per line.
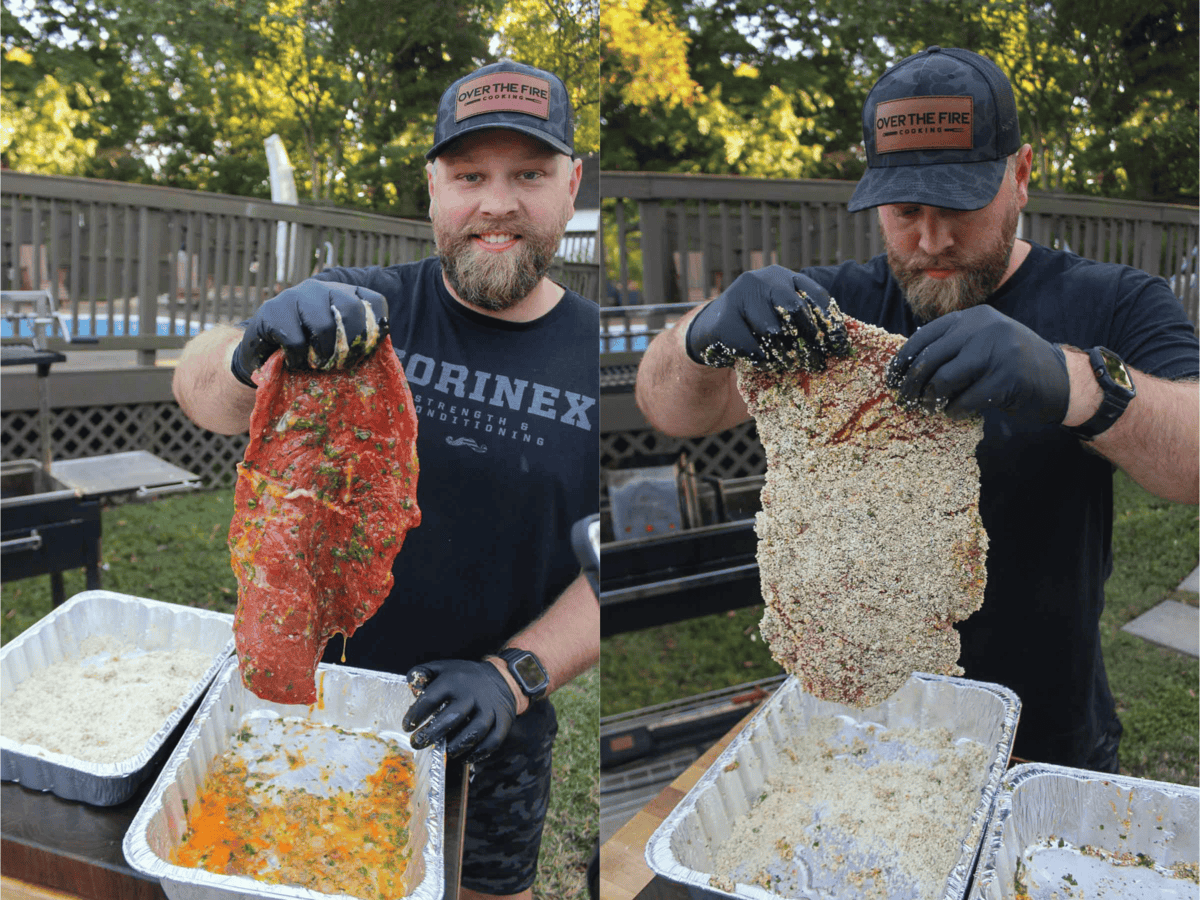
left=848, top=47, right=1021, bottom=212
left=427, top=59, right=574, bottom=160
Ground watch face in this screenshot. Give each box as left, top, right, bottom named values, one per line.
left=513, top=654, right=547, bottom=689
left=1101, top=352, right=1134, bottom=391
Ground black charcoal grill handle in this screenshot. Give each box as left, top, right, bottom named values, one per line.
left=600, top=562, right=759, bottom=605
left=135, top=480, right=202, bottom=499
left=1, top=531, right=43, bottom=554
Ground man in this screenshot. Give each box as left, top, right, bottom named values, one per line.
left=635, top=47, right=1198, bottom=772
left=173, top=59, right=599, bottom=900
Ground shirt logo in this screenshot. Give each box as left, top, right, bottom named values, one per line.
left=455, top=72, right=551, bottom=122
left=446, top=436, right=487, bottom=453
left=874, top=96, right=973, bottom=153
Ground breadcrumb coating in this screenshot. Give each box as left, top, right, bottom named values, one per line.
left=737, top=313, right=987, bottom=708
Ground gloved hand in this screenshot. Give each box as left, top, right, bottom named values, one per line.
left=885, top=305, right=1070, bottom=422
left=685, top=266, right=850, bottom=371
left=403, top=659, right=518, bottom=762
left=231, top=279, right=388, bottom=387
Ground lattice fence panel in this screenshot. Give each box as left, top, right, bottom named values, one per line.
left=601, top=421, right=764, bottom=480
left=2, top=403, right=248, bottom=488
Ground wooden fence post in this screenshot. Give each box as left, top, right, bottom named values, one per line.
left=136, top=207, right=160, bottom=366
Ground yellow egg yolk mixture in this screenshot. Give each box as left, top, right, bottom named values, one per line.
left=172, top=742, right=415, bottom=899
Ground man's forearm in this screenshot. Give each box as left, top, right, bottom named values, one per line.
left=634, top=303, right=751, bottom=437
left=172, top=324, right=256, bottom=435
left=1063, top=349, right=1199, bottom=503
left=487, top=572, right=599, bottom=715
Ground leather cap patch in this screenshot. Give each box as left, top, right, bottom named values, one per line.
left=875, top=96, right=973, bottom=153
left=454, top=72, right=552, bottom=122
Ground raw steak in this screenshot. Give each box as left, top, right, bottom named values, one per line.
left=737, top=311, right=987, bottom=708
left=228, top=336, right=420, bottom=704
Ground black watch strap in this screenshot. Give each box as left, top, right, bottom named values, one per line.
left=495, top=648, right=549, bottom=703
left=1064, top=347, right=1136, bottom=441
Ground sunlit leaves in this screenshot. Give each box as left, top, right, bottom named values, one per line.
left=491, top=0, right=600, bottom=154
left=0, top=48, right=103, bottom=174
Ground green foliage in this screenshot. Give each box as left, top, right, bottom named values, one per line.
left=602, top=0, right=1199, bottom=203
left=0, top=48, right=102, bottom=173
left=491, top=0, right=601, bottom=155
left=3, top=0, right=599, bottom=217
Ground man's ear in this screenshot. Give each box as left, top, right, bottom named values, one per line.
left=426, top=160, right=436, bottom=200
left=1014, top=144, right=1033, bottom=208
left=567, top=156, right=583, bottom=204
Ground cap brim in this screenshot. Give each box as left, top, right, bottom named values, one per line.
left=847, top=158, right=1008, bottom=212
left=426, top=123, right=573, bottom=160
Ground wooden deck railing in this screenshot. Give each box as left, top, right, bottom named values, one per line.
left=1, top=172, right=599, bottom=363
left=600, top=171, right=1199, bottom=352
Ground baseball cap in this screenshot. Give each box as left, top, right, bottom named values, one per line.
left=427, top=59, right=574, bottom=160
left=847, top=47, right=1021, bottom=212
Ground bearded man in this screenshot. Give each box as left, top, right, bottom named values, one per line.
left=172, top=59, right=599, bottom=900
left=635, top=47, right=1198, bottom=774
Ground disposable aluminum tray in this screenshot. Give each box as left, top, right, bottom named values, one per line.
left=124, top=656, right=445, bottom=900
left=645, top=672, right=1020, bottom=900
left=968, top=763, right=1199, bottom=899
left=0, top=590, right=235, bottom=805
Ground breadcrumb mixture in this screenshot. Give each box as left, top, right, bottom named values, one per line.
left=710, top=715, right=990, bottom=899
left=737, top=316, right=987, bottom=708
left=1, top=635, right=214, bottom=763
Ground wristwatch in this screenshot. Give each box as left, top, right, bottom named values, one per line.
left=1064, top=346, right=1136, bottom=440
left=495, top=648, right=549, bottom=703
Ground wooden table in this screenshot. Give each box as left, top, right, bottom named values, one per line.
left=599, top=708, right=757, bottom=900
left=1, top=760, right=468, bottom=900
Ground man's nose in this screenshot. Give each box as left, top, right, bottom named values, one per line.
left=479, top=180, right=519, bottom=217
left=916, top=210, right=954, bottom=257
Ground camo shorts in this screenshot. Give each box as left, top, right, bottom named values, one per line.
left=461, top=699, right=559, bottom=894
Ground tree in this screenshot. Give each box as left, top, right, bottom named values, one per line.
left=601, top=0, right=1199, bottom=203
left=490, top=0, right=601, bottom=155
left=1, top=47, right=102, bottom=173
left=1, top=0, right=605, bottom=217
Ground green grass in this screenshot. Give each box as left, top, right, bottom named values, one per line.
left=600, top=605, right=782, bottom=715
left=0, top=488, right=599, bottom=898
left=535, top=666, right=599, bottom=900
left=1, top=489, right=241, bottom=644
left=601, top=471, right=1199, bottom=786
left=1102, top=472, right=1199, bottom=785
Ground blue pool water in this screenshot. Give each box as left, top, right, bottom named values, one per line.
left=601, top=334, right=650, bottom=353
left=1, top=317, right=207, bottom=338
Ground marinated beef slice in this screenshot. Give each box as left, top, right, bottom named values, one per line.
left=737, top=316, right=987, bottom=708
left=229, top=337, right=420, bottom=704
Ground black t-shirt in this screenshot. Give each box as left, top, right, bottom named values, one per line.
left=805, top=242, right=1199, bottom=766
left=314, top=258, right=599, bottom=671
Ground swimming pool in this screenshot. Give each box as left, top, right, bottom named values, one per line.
left=0, top=317, right=210, bottom=339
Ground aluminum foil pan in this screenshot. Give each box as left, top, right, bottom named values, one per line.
left=0, top=589, right=235, bottom=805
left=124, top=656, right=445, bottom=900
left=645, top=672, right=1020, bottom=899
left=968, top=763, right=1199, bottom=899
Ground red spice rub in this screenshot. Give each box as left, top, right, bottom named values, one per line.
left=228, top=338, right=420, bottom=704
left=738, top=315, right=987, bottom=708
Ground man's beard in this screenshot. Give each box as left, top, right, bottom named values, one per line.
left=434, top=203, right=571, bottom=313
left=884, top=200, right=1019, bottom=322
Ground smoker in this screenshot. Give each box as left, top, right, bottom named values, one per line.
left=600, top=460, right=765, bottom=637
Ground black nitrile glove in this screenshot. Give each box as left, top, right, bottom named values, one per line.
left=885, top=305, right=1070, bottom=423
left=231, top=279, right=388, bottom=387
left=403, top=659, right=518, bottom=762
left=684, top=266, right=850, bottom=371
